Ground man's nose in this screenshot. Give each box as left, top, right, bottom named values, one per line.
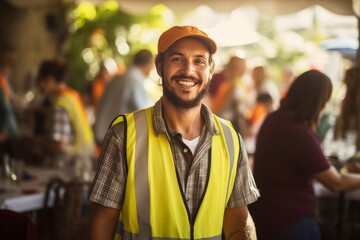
left=183, top=60, right=195, bottom=74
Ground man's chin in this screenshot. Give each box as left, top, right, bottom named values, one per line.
left=181, top=100, right=202, bottom=109
left=169, top=99, right=200, bottom=109
left=163, top=82, right=208, bottom=109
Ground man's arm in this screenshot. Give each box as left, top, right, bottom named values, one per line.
left=223, top=206, right=257, bottom=240
left=88, top=202, right=121, bottom=240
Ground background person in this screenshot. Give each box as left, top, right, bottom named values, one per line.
left=333, top=66, right=360, bottom=141
left=250, top=65, right=280, bottom=110
left=93, top=49, right=154, bottom=146
left=244, top=93, right=274, bottom=158
left=279, top=66, right=295, bottom=99
left=208, top=56, right=247, bottom=98
left=34, top=60, right=95, bottom=180
left=0, top=45, right=19, bottom=153
left=249, top=69, right=360, bottom=240
left=0, top=45, right=17, bottom=105
left=90, top=62, right=113, bottom=110
left=211, top=56, right=248, bottom=135
left=88, top=25, right=259, bottom=240
left=0, top=87, right=18, bottom=147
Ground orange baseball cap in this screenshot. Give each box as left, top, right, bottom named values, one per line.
left=158, top=25, right=217, bottom=54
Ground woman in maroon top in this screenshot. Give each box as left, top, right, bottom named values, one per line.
left=249, top=69, right=360, bottom=240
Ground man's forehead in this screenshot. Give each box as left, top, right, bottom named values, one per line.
left=165, top=37, right=211, bottom=56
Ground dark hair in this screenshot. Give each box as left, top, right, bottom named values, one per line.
left=256, top=93, right=273, bottom=103
left=133, top=49, right=153, bottom=66
left=334, top=66, right=359, bottom=139
left=37, top=60, right=67, bottom=83
left=0, top=44, right=16, bottom=55
left=280, top=69, right=332, bottom=127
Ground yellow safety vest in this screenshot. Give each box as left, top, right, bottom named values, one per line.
left=113, top=107, right=240, bottom=240
left=55, top=88, right=94, bottom=152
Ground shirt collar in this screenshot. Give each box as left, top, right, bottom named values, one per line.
left=152, top=97, right=219, bottom=136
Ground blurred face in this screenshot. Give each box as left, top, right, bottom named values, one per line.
left=252, top=66, right=266, bottom=87
left=143, top=60, right=154, bottom=77
left=227, top=58, right=246, bottom=80
left=157, top=37, right=214, bottom=109
left=37, top=76, right=57, bottom=96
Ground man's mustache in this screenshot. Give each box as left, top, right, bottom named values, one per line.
left=172, top=74, right=200, bottom=82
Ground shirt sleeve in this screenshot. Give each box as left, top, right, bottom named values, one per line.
left=50, top=106, right=72, bottom=143
left=227, top=135, right=260, bottom=208
left=88, top=122, right=127, bottom=209
left=291, top=128, right=331, bottom=175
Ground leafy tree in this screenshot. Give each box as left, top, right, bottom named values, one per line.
left=64, top=1, right=173, bottom=93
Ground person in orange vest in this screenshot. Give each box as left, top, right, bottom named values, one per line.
left=0, top=87, right=18, bottom=143
left=34, top=60, right=95, bottom=180
left=0, top=45, right=19, bottom=155
left=90, top=62, right=113, bottom=110
left=211, top=56, right=248, bottom=135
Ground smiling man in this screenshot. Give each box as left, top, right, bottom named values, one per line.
left=88, top=25, right=259, bottom=240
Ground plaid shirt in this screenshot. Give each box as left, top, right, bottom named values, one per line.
left=89, top=98, right=259, bottom=220
left=50, top=105, right=74, bottom=144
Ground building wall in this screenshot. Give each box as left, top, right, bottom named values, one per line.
left=0, top=1, right=66, bottom=96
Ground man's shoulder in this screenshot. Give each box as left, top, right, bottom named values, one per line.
left=106, top=117, right=133, bottom=144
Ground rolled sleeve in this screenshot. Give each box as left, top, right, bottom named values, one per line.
left=88, top=123, right=127, bottom=209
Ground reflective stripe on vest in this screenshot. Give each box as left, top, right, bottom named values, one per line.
left=113, top=107, right=240, bottom=240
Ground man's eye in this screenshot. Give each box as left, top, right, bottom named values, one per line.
left=195, top=59, right=206, bottom=65
left=171, top=57, right=183, bottom=63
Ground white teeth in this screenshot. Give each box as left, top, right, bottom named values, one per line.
left=178, top=81, right=195, bottom=86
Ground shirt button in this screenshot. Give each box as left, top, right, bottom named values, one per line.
left=184, top=148, right=188, bottom=153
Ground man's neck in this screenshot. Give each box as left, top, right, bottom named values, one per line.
left=162, top=99, right=203, bottom=140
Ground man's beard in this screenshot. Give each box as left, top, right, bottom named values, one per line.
left=162, top=75, right=210, bottom=109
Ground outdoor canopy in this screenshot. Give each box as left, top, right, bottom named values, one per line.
left=5, top=0, right=357, bottom=16
left=116, top=0, right=356, bottom=16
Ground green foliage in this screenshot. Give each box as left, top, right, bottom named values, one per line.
left=250, top=14, right=309, bottom=83
left=64, top=1, right=171, bottom=93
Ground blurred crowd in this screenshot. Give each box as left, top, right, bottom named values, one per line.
left=1, top=27, right=360, bottom=239
left=0, top=46, right=155, bottom=181
left=2, top=43, right=360, bottom=179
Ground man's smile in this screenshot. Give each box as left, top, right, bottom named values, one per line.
left=177, top=80, right=196, bottom=87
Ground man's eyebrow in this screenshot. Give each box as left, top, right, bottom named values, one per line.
left=167, top=51, right=183, bottom=57
left=167, top=51, right=207, bottom=58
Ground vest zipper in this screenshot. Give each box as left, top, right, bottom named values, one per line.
left=174, top=163, right=194, bottom=239
left=190, top=149, right=212, bottom=240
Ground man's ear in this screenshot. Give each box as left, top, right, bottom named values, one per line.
left=155, top=55, right=163, bottom=77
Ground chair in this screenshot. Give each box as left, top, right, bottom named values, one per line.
left=0, top=209, right=40, bottom=240
left=39, top=177, right=91, bottom=240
